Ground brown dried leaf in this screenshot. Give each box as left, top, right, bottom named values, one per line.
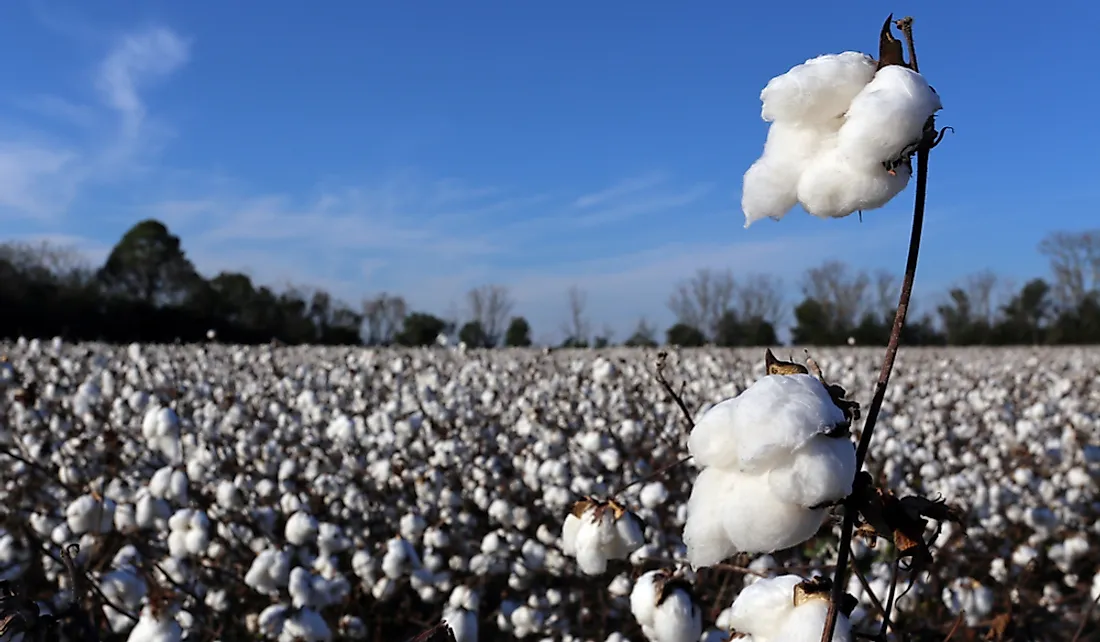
left=985, top=612, right=1012, bottom=641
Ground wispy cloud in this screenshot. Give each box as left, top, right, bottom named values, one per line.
left=573, top=171, right=667, bottom=208
left=0, top=25, right=190, bottom=222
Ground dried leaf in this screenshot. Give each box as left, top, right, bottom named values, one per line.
left=765, top=349, right=809, bottom=375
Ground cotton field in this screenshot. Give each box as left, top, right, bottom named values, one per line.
left=1, top=339, right=1098, bottom=641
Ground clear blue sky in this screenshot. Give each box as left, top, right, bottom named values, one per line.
left=0, top=1, right=1095, bottom=342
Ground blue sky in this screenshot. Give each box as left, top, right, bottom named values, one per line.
left=1, top=1, right=1096, bottom=343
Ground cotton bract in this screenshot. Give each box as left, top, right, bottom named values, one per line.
left=561, top=499, right=646, bottom=575
left=683, top=373, right=856, bottom=567
left=742, top=48, right=941, bottom=226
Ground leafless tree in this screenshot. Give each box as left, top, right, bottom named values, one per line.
left=801, top=260, right=870, bottom=330
left=872, top=269, right=898, bottom=319
left=467, top=284, right=514, bottom=346
left=361, top=293, right=407, bottom=345
left=1038, top=230, right=1100, bottom=310
left=667, top=268, right=736, bottom=339
left=734, top=274, right=786, bottom=327
left=0, top=240, right=92, bottom=286
left=961, top=269, right=1000, bottom=325
left=562, top=285, right=591, bottom=345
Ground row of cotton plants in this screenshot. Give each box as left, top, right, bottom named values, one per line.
left=1, top=337, right=1098, bottom=641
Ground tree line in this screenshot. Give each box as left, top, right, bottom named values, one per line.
left=2, top=219, right=1098, bottom=347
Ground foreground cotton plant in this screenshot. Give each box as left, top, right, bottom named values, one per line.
left=683, top=352, right=858, bottom=567
left=742, top=16, right=941, bottom=226
left=560, top=498, right=645, bottom=575
left=727, top=575, right=856, bottom=642
left=629, top=570, right=704, bottom=642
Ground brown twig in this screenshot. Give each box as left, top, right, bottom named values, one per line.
left=942, top=611, right=965, bottom=641
left=655, top=352, right=694, bottom=432
left=821, top=16, right=939, bottom=640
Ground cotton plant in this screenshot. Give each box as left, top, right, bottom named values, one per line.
left=741, top=16, right=941, bottom=226
left=560, top=497, right=646, bottom=575
left=682, top=352, right=858, bottom=567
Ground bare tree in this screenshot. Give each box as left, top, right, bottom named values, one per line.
left=361, top=293, right=407, bottom=345
left=667, top=268, right=736, bottom=339
left=734, top=274, right=785, bottom=326
left=872, top=269, right=898, bottom=319
left=562, top=285, right=590, bottom=345
left=467, top=284, right=514, bottom=346
left=1038, top=230, right=1100, bottom=310
left=961, top=270, right=1000, bottom=325
left=0, top=240, right=92, bottom=286
left=801, top=261, right=870, bottom=330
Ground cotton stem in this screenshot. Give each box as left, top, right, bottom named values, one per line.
left=819, top=110, right=939, bottom=642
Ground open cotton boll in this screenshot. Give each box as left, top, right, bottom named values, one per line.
left=742, top=122, right=834, bottom=226
left=727, top=574, right=803, bottom=640
left=767, top=435, right=857, bottom=508
left=759, top=52, right=876, bottom=125
left=280, top=608, right=332, bottom=642
left=630, top=571, right=662, bottom=629
left=126, top=605, right=183, bottom=642
left=442, top=605, right=478, bottom=642
left=689, top=374, right=846, bottom=473
left=564, top=502, right=646, bottom=575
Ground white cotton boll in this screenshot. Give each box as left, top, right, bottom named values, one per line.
left=442, top=606, right=478, bottom=642
left=639, top=482, right=670, bottom=509
left=796, top=140, right=910, bottom=219
left=742, top=121, right=833, bottom=226
left=65, top=494, right=116, bottom=535
left=689, top=374, right=845, bottom=473
left=286, top=511, right=319, bottom=546
left=258, top=604, right=290, bottom=637
left=727, top=574, right=802, bottom=640
left=773, top=598, right=853, bottom=642
left=837, top=65, right=942, bottom=166
left=613, top=513, right=646, bottom=555
left=759, top=52, right=877, bottom=125
left=651, top=588, right=703, bottom=642
left=281, top=608, right=332, bottom=642
left=126, top=606, right=183, bottom=642
left=767, top=435, right=857, bottom=508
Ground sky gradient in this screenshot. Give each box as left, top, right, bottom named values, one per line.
left=1, top=1, right=1096, bottom=343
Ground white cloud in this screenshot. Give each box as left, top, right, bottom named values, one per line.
left=573, top=171, right=667, bottom=208
left=96, top=27, right=190, bottom=134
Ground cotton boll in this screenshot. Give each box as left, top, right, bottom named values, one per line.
left=281, top=608, right=332, bottom=642
left=630, top=571, right=662, bottom=629
left=639, top=482, right=669, bottom=509
left=726, top=574, right=802, bottom=640
left=285, top=511, right=319, bottom=546
left=126, top=605, right=183, bottom=642
left=689, top=374, right=846, bottom=473
left=759, top=52, right=877, bottom=125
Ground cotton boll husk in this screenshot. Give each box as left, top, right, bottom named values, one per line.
left=774, top=598, right=853, bottom=642
left=652, top=589, right=703, bottom=642
left=759, top=52, right=877, bottom=125
left=689, top=374, right=845, bottom=473
left=837, top=65, right=942, bottom=166
left=767, top=435, right=857, bottom=508
left=742, top=122, right=833, bottom=226
left=727, top=574, right=802, bottom=640
left=683, top=467, right=740, bottom=568
left=796, top=140, right=910, bottom=220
